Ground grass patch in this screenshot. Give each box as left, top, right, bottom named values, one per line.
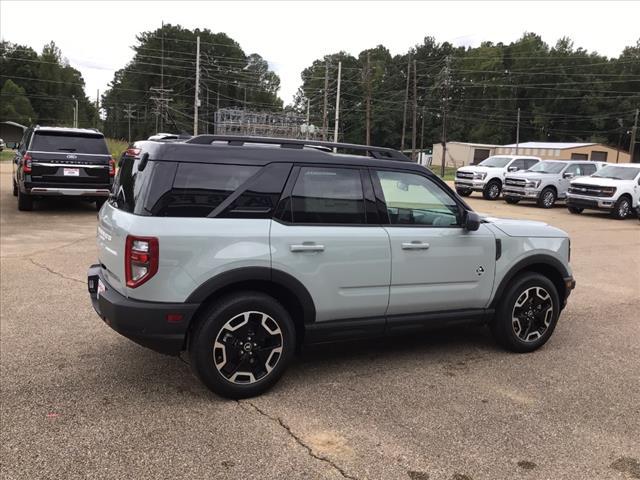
left=427, top=166, right=456, bottom=181
left=106, top=138, right=128, bottom=159
left=0, top=149, right=16, bottom=162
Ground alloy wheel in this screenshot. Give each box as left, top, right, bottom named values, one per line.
left=618, top=200, right=630, bottom=218
left=543, top=191, right=555, bottom=207
left=512, top=287, right=554, bottom=342
left=213, top=311, right=283, bottom=384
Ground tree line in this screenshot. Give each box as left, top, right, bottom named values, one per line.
left=1, top=29, right=638, bottom=152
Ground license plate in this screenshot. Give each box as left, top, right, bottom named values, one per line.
left=97, top=279, right=106, bottom=299
left=63, top=168, right=80, bottom=176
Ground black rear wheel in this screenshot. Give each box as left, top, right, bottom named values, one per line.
left=505, top=196, right=520, bottom=204
left=17, top=189, right=33, bottom=211
left=189, top=291, right=295, bottom=399
left=456, top=188, right=472, bottom=197
left=96, top=198, right=107, bottom=211
left=490, top=272, right=560, bottom=353
left=567, top=206, right=583, bottom=214
left=12, top=180, right=18, bottom=197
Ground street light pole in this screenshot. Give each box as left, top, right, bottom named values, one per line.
left=72, top=96, right=78, bottom=128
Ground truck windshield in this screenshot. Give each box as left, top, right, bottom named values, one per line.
left=31, top=132, right=109, bottom=154
left=478, top=156, right=511, bottom=168
left=528, top=161, right=566, bottom=174
left=592, top=165, right=640, bottom=181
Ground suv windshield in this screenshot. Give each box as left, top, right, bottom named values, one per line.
left=592, top=165, right=640, bottom=181
left=478, top=156, right=512, bottom=168
left=31, top=132, right=109, bottom=154
left=528, top=161, right=566, bottom=174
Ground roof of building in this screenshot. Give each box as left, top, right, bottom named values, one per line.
left=445, top=141, right=500, bottom=148
left=501, top=142, right=596, bottom=149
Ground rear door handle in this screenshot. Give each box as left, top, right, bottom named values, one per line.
left=401, top=241, right=430, bottom=250
left=290, top=243, right=325, bottom=252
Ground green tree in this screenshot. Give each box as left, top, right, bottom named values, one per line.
left=0, top=79, right=36, bottom=124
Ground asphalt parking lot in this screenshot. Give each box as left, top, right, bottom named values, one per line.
left=1, top=161, right=639, bottom=480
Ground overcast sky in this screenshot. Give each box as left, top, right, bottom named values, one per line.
left=1, top=1, right=639, bottom=105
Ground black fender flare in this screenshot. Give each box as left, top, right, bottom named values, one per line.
left=490, top=254, right=570, bottom=308
left=185, top=267, right=316, bottom=324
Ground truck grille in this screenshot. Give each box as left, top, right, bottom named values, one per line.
left=456, top=171, right=474, bottom=179
left=568, top=184, right=613, bottom=197
left=505, top=178, right=525, bottom=187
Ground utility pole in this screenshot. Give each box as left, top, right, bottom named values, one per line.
left=305, top=97, right=310, bottom=140
left=516, top=107, right=521, bottom=154
left=616, top=118, right=624, bottom=163
left=411, top=58, right=418, bottom=160
left=123, top=104, right=136, bottom=143
left=333, top=60, right=342, bottom=148
left=401, top=56, right=411, bottom=151
left=440, top=56, right=451, bottom=177
left=194, top=35, right=201, bottom=136
left=629, top=108, right=639, bottom=163
left=95, top=90, right=99, bottom=128
left=160, top=21, right=164, bottom=131
left=72, top=96, right=78, bottom=128
left=365, top=51, right=372, bottom=146
left=322, top=62, right=329, bottom=141
left=420, top=107, right=426, bottom=164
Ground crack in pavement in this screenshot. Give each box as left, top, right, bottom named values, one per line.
left=2, top=235, right=93, bottom=259
left=239, top=400, right=358, bottom=480
left=28, top=258, right=84, bottom=284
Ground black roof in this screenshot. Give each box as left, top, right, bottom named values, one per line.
left=136, top=135, right=433, bottom=174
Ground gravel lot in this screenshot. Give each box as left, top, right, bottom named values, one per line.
left=1, top=162, right=639, bottom=480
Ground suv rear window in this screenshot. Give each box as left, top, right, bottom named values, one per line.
left=111, top=159, right=261, bottom=217
left=30, top=132, right=109, bottom=154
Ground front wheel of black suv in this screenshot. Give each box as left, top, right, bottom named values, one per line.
left=12, top=180, right=18, bottom=197
left=567, top=206, right=583, bottom=214
left=96, top=198, right=107, bottom=211
left=456, top=188, right=472, bottom=197
left=504, top=196, right=520, bottom=204
left=490, top=272, right=560, bottom=353
left=611, top=196, right=631, bottom=220
left=189, top=291, right=296, bottom=399
left=17, top=189, right=33, bottom=211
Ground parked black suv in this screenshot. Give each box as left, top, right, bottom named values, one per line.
left=13, top=126, right=115, bottom=211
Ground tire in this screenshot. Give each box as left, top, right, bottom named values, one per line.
left=17, top=189, right=33, bottom=211
left=537, top=187, right=556, bottom=209
left=610, top=196, right=631, bottom=220
left=504, top=196, right=520, bottom=204
left=490, top=272, right=560, bottom=353
left=482, top=180, right=502, bottom=200
left=12, top=180, right=18, bottom=197
left=456, top=188, right=472, bottom=197
left=96, top=198, right=107, bottom=211
left=567, top=206, right=583, bottom=214
left=189, top=291, right=296, bottom=399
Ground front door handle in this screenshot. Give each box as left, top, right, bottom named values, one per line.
left=401, top=241, right=430, bottom=250
left=290, top=243, right=325, bottom=252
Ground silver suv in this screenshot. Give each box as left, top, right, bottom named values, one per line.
left=503, top=160, right=606, bottom=208
left=87, top=136, right=575, bottom=398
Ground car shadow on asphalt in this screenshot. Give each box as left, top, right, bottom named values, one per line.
left=92, top=324, right=499, bottom=402
left=27, top=197, right=100, bottom=213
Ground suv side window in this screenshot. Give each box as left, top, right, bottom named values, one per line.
left=375, top=170, right=460, bottom=226
left=564, top=164, right=581, bottom=176
left=290, top=166, right=365, bottom=224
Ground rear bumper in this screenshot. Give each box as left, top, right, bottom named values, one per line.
left=30, top=187, right=110, bottom=197
left=87, top=264, right=199, bottom=355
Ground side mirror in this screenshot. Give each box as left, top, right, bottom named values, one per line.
left=463, top=211, right=481, bottom=231
left=507, top=166, right=518, bottom=172
left=563, top=172, right=575, bottom=179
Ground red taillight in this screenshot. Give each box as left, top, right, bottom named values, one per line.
left=125, top=147, right=141, bottom=157
left=23, top=153, right=32, bottom=173
left=125, top=235, right=159, bottom=288
left=109, top=157, right=116, bottom=177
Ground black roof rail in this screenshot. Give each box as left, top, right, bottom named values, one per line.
left=185, top=135, right=412, bottom=161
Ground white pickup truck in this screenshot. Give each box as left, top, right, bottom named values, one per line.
left=455, top=155, right=541, bottom=200
left=566, top=163, right=640, bottom=219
